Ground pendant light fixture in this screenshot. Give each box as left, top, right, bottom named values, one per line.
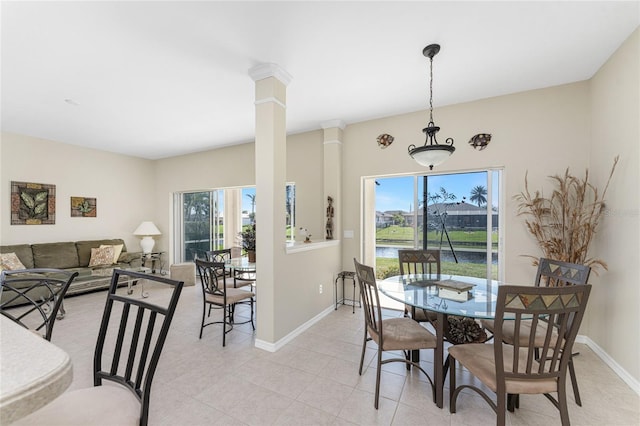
left=408, top=44, right=455, bottom=169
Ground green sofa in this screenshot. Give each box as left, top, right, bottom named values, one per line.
left=1, top=239, right=143, bottom=305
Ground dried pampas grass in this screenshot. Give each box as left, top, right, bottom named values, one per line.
left=515, top=156, right=618, bottom=273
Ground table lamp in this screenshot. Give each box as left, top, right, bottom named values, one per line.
left=133, top=221, right=161, bottom=254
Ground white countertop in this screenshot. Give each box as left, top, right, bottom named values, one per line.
left=0, top=315, right=73, bottom=424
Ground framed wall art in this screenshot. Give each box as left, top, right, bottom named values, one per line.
left=11, top=181, right=56, bottom=225
left=71, top=196, right=97, bottom=217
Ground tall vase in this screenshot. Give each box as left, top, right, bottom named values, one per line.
left=247, top=250, right=256, bottom=263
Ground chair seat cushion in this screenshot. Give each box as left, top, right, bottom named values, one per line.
left=448, top=343, right=558, bottom=395
left=14, top=384, right=139, bottom=425
left=372, top=317, right=436, bottom=351
left=205, top=288, right=254, bottom=305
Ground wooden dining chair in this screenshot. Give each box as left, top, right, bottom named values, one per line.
left=0, top=269, right=79, bottom=341
left=14, top=269, right=184, bottom=426
left=354, top=258, right=436, bottom=409
left=481, top=258, right=591, bottom=406
left=398, top=249, right=441, bottom=324
left=195, top=259, right=255, bottom=347
left=449, top=283, right=591, bottom=426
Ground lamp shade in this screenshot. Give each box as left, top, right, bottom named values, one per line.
left=133, top=221, right=161, bottom=236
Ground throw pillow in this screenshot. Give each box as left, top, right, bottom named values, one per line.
left=0, top=252, right=26, bottom=270
left=88, top=246, right=115, bottom=267
left=100, top=244, right=123, bottom=264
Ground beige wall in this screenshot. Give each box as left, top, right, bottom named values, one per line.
left=587, top=28, right=639, bottom=381
left=0, top=132, right=155, bottom=251
left=341, top=82, right=590, bottom=286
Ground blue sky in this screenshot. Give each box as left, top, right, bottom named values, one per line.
left=375, top=172, right=494, bottom=212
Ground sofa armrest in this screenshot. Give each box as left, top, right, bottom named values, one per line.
left=117, top=251, right=142, bottom=266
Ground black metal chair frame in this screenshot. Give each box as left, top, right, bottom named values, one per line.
left=449, top=284, right=592, bottom=426
left=93, top=269, right=183, bottom=426
left=354, top=258, right=435, bottom=409
left=206, top=248, right=255, bottom=289
left=0, top=269, right=79, bottom=341
left=195, top=259, right=255, bottom=347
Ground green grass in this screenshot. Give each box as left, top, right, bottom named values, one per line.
left=375, top=256, right=496, bottom=280
left=376, top=225, right=497, bottom=248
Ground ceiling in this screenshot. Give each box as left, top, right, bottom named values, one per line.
left=2, top=2, right=638, bottom=160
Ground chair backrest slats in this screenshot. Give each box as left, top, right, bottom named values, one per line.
left=196, top=259, right=227, bottom=298
left=398, top=249, right=441, bottom=277
left=494, top=284, right=591, bottom=385
left=135, top=311, right=157, bottom=390
left=93, top=269, right=183, bottom=426
left=111, top=303, right=130, bottom=375
left=124, top=307, right=145, bottom=383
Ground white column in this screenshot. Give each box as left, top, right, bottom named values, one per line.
left=249, top=63, right=292, bottom=345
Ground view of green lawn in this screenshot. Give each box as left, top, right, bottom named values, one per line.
left=376, top=225, right=497, bottom=246
left=375, top=225, right=498, bottom=279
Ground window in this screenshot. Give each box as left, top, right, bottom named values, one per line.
left=371, top=169, right=502, bottom=281
left=174, top=184, right=296, bottom=262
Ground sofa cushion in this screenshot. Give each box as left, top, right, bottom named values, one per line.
left=76, top=239, right=127, bottom=267
left=0, top=252, right=26, bottom=270
left=32, top=242, right=80, bottom=269
left=0, top=244, right=34, bottom=269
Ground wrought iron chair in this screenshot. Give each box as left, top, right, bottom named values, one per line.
left=195, top=259, right=255, bottom=347
left=0, top=269, right=78, bottom=341
left=230, top=246, right=256, bottom=289
left=354, top=258, right=436, bottom=409
left=14, top=269, right=184, bottom=426
left=398, top=249, right=441, bottom=324
left=449, top=283, right=592, bottom=426
left=481, top=258, right=591, bottom=406
left=207, top=248, right=254, bottom=289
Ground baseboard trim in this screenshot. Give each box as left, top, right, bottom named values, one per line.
left=576, top=334, right=640, bottom=395
left=254, top=304, right=335, bottom=352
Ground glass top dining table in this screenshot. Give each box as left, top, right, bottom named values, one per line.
left=225, top=257, right=256, bottom=272
left=378, top=273, right=501, bottom=408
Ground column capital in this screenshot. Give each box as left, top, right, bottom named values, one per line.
left=248, top=63, right=293, bottom=86
left=321, top=119, right=346, bottom=130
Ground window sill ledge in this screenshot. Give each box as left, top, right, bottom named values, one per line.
left=285, top=240, right=340, bottom=254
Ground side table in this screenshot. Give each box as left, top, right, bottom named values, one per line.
left=141, top=251, right=165, bottom=274
left=334, top=271, right=360, bottom=313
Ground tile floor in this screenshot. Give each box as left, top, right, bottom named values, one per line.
left=41, top=280, right=639, bottom=425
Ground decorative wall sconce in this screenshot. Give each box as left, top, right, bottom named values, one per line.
left=469, top=133, right=492, bottom=150
left=377, top=133, right=394, bottom=149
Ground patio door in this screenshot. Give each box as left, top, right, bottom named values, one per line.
left=369, top=169, right=502, bottom=281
